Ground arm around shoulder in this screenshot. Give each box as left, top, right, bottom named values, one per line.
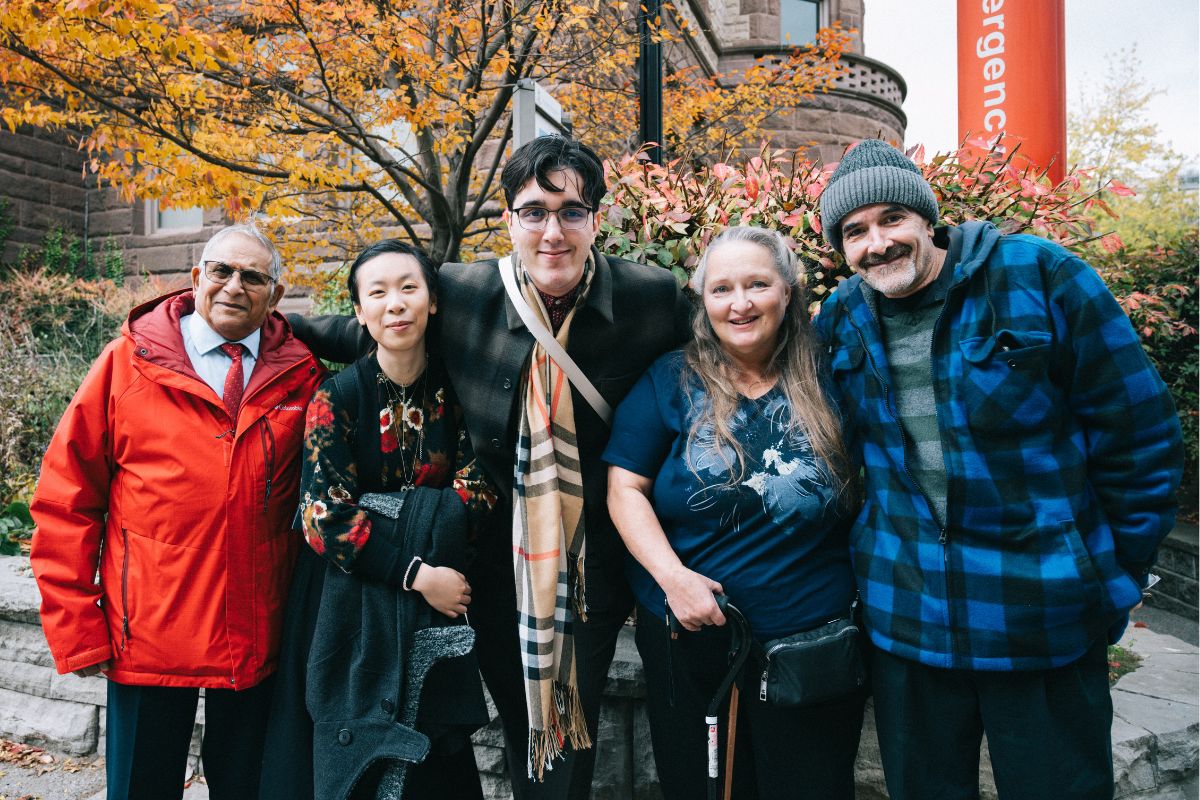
left=287, top=313, right=371, bottom=363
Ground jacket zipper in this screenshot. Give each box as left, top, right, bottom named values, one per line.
left=847, top=310, right=955, bottom=652
left=927, top=291, right=956, bottom=646
left=258, top=418, right=276, bottom=514
left=120, top=527, right=130, bottom=650
left=846, top=313, right=945, bottom=538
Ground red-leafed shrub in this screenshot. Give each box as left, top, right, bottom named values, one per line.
left=600, top=141, right=1123, bottom=300
left=598, top=142, right=1196, bottom=512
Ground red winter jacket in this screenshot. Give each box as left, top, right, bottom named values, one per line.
left=30, top=290, right=323, bottom=689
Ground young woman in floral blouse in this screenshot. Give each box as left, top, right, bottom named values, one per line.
left=261, top=240, right=496, bottom=800
left=299, top=242, right=496, bottom=587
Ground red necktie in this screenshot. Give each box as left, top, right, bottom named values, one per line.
left=219, top=343, right=245, bottom=421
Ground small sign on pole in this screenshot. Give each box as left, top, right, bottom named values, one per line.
left=513, top=79, right=566, bottom=150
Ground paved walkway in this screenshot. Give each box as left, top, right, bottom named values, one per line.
left=1132, top=603, right=1199, bottom=646
left=0, top=609, right=1193, bottom=799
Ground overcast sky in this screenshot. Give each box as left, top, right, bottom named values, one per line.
left=863, top=0, right=1200, bottom=163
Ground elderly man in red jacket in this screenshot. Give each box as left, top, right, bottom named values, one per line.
left=30, top=224, right=323, bottom=800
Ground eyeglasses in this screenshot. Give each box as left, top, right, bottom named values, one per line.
left=511, top=205, right=594, bottom=231
left=203, top=261, right=275, bottom=289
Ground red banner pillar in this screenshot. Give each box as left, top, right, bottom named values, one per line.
left=957, top=0, right=1066, bottom=182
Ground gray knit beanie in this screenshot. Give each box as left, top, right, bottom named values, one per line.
left=819, top=139, right=939, bottom=252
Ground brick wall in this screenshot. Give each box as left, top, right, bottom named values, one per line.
left=0, top=125, right=220, bottom=289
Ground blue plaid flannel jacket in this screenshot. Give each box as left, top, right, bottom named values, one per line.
left=814, top=221, right=1183, bottom=671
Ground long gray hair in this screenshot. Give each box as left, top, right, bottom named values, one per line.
left=685, top=226, right=848, bottom=491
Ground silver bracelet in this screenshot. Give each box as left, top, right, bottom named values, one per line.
left=402, top=556, right=424, bottom=591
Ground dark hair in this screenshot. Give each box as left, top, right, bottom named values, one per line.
left=347, top=239, right=439, bottom=305
left=500, top=135, right=607, bottom=211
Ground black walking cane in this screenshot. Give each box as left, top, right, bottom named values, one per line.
left=667, top=594, right=753, bottom=800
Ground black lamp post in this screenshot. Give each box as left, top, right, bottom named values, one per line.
left=638, top=0, right=663, bottom=164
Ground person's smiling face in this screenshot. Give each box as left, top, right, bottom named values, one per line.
left=840, top=203, right=943, bottom=298
left=505, top=168, right=600, bottom=296
left=352, top=252, right=436, bottom=357
left=701, top=239, right=792, bottom=366
left=190, top=233, right=284, bottom=340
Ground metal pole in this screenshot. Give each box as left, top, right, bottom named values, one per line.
left=638, top=0, right=663, bottom=164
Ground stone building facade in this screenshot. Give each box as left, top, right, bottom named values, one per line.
left=0, top=0, right=905, bottom=281
left=0, top=125, right=221, bottom=293
left=675, top=0, right=906, bottom=162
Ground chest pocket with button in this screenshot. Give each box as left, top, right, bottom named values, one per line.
left=958, top=328, right=1057, bottom=434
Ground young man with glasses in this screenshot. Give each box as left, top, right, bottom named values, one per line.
left=291, top=135, right=693, bottom=799
left=31, top=224, right=324, bottom=800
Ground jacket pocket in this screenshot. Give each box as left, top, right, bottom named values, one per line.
left=829, top=343, right=865, bottom=373
left=115, top=527, right=230, bottom=678
left=958, top=329, right=1055, bottom=434
left=119, top=528, right=130, bottom=652
left=970, top=520, right=1104, bottom=622
left=1058, top=522, right=1108, bottom=614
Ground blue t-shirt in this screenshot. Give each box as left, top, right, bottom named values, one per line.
left=602, top=350, right=854, bottom=639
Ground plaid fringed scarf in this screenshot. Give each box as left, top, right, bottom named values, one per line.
left=510, top=251, right=595, bottom=780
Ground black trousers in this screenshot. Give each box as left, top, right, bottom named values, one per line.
left=106, top=677, right=273, bottom=800
left=871, top=640, right=1114, bottom=800
left=470, top=562, right=632, bottom=800
left=635, top=604, right=867, bottom=800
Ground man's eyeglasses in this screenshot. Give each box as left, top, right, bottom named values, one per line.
left=203, top=261, right=275, bottom=289
left=512, top=205, right=594, bottom=231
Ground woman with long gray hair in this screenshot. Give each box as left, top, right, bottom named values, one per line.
left=604, top=226, right=864, bottom=798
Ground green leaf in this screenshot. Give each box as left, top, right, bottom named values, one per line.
left=2, top=502, right=32, bottom=526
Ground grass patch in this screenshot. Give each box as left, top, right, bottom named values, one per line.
left=1108, top=644, right=1142, bottom=685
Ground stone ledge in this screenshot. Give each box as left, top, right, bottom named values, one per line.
left=0, top=657, right=108, bottom=706
left=0, top=687, right=98, bottom=756
left=0, top=557, right=41, bottom=625
left=1112, top=626, right=1199, bottom=798
left=0, top=619, right=56, bottom=668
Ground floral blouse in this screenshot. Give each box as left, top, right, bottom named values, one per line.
left=300, top=354, right=497, bottom=570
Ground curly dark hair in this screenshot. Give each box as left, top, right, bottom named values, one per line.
left=500, top=135, right=607, bottom=211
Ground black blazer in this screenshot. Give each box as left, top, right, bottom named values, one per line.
left=291, top=252, right=693, bottom=609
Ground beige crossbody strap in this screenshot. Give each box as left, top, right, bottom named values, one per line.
left=499, top=256, right=614, bottom=426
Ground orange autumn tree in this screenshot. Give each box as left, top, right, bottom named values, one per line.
left=0, top=0, right=847, bottom=270
left=561, top=18, right=849, bottom=158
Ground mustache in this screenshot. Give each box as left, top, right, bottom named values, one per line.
left=860, top=244, right=912, bottom=267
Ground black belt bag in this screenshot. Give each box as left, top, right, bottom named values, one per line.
left=756, top=602, right=867, bottom=707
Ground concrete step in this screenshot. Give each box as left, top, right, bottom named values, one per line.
left=1148, top=521, right=1199, bottom=618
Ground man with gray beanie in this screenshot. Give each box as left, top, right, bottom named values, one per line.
left=814, top=139, right=1183, bottom=799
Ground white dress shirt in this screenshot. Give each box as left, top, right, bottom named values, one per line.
left=180, top=312, right=261, bottom=400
